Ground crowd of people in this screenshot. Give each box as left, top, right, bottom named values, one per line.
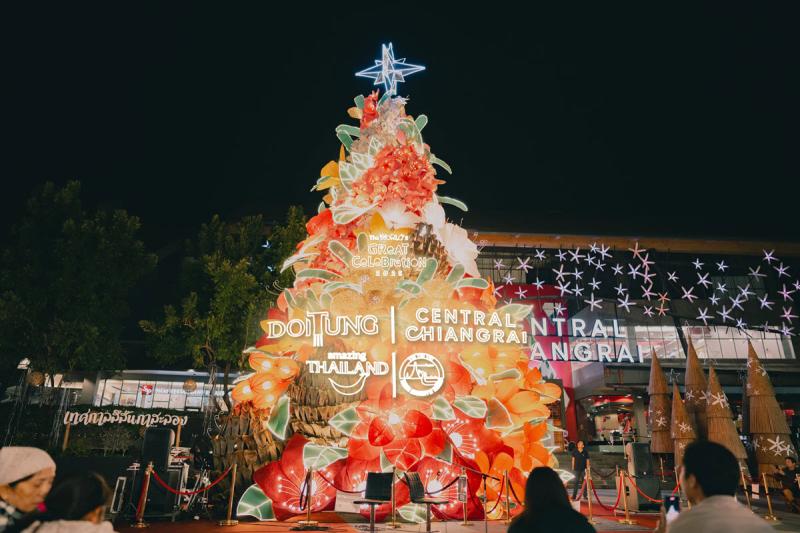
left=0, top=447, right=115, bottom=533
left=0, top=441, right=793, bottom=533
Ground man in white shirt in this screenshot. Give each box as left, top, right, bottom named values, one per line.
left=655, top=441, right=774, bottom=533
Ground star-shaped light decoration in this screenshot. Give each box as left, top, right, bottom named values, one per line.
left=553, top=302, right=565, bottom=316
left=612, top=264, right=624, bottom=276
left=657, top=304, right=668, bottom=317
left=355, top=43, right=425, bottom=96
left=685, top=390, right=695, bottom=401
left=589, top=242, right=599, bottom=254
left=716, top=260, right=728, bottom=272
left=585, top=294, right=603, bottom=311
left=738, top=284, right=754, bottom=300
left=678, top=422, right=692, bottom=433
left=568, top=248, right=585, bottom=263
left=640, top=253, right=655, bottom=270
left=589, top=278, right=601, bottom=291
left=572, top=267, right=584, bottom=280
left=617, top=294, right=635, bottom=313
left=735, top=317, right=748, bottom=330
left=534, top=249, right=546, bottom=261
left=492, top=284, right=503, bottom=298
left=692, top=258, right=704, bottom=270
left=774, top=262, right=791, bottom=278
left=658, top=292, right=671, bottom=304
left=794, top=280, right=800, bottom=292
left=556, top=249, right=567, bottom=261
left=758, top=294, right=775, bottom=309
left=709, top=294, right=720, bottom=306
left=552, top=264, right=568, bottom=281
left=502, top=273, right=515, bottom=285
left=729, top=294, right=744, bottom=311
left=696, top=272, right=712, bottom=288
left=709, top=392, right=729, bottom=409
left=780, top=323, right=794, bottom=336
left=696, top=307, right=711, bottom=325
left=598, top=244, right=612, bottom=260
left=716, top=282, right=728, bottom=293
left=778, top=284, right=795, bottom=301
left=767, top=436, right=787, bottom=455
left=643, top=305, right=655, bottom=318
left=667, top=271, right=679, bottom=283
left=748, top=266, right=767, bottom=279
left=515, top=287, right=528, bottom=300
left=614, top=283, right=628, bottom=296
left=627, top=263, right=642, bottom=279
left=717, top=305, right=733, bottom=322
left=532, top=277, right=545, bottom=290
left=763, top=249, right=777, bottom=264
left=555, top=280, right=572, bottom=296
left=573, top=285, right=585, bottom=297
left=493, top=259, right=506, bottom=270
left=517, top=257, right=532, bottom=273
left=628, top=242, right=646, bottom=261
left=681, top=286, right=698, bottom=303
left=642, top=285, right=657, bottom=300
left=655, top=416, right=667, bottom=428
left=780, top=306, right=798, bottom=322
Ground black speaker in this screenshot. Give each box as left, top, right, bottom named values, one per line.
left=124, top=466, right=181, bottom=519
left=626, top=442, right=655, bottom=477
left=142, top=427, right=174, bottom=472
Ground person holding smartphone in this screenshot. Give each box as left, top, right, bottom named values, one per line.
left=654, top=441, right=772, bottom=533
left=774, top=456, right=800, bottom=513
left=571, top=440, right=590, bottom=501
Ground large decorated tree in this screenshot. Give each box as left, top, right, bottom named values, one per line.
left=746, top=342, right=797, bottom=483
left=647, top=353, right=673, bottom=455
left=671, top=382, right=696, bottom=469
left=683, top=338, right=708, bottom=439
left=228, top=62, right=563, bottom=522
left=705, top=367, right=746, bottom=462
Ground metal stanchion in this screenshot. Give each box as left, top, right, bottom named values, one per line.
left=459, top=467, right=471, bottom=526
left=387, top=468, right=400, bottom=528
left=586, top=464, right=597, bottom=524
left=297, top=470, right=319, bottom=528
left=219, top=462, right=239, bottom=526
left=618, top=471, right=635, bottom=525
left=658, top=455, right=666, bottom=483
left=132, top=462, right=153, bottom=528
left=761, top=472, right=779, bottom=522
left=740, top=466, right=751, bottom=510
left=503, top=471, right=511, bottom=524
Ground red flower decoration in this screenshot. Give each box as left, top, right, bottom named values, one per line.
left=440, top=406, right=504, bottom=460
left=360, top=91, right=380, bottom=130
left=253, top=435, right=344, bottom=520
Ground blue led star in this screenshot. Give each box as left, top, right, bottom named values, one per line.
left=355, top=43, right=425, bottom=96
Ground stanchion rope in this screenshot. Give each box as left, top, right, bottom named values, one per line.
left=317, top=471, right=366, bottom=494
left=622, top=472, right=680, bottom=504
left=150, top=466, right=232, bottom=496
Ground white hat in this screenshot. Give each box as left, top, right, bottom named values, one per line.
left=0, top=447, right=56, bottom=485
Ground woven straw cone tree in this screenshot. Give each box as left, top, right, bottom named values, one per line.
left=671, top=382, right=696, bottom=469
left=683, top=338, right=708, bottom=439
left=746, top=342, right=797, bottom=483
left=648, top=353, right=673, bottom=454
left=706, top=367, right=746, bottom=461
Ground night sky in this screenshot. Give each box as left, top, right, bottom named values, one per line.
left=4, top=3, right=800, bottom=248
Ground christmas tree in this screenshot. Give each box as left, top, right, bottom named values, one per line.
left=228, top=47, right=563, bottom=522
left=747, top=342, right=796, bottom=481
left=671, top=382, right=696, bottom=469
left=705, top=367, right=746, bottom=461
left=683, top=338, right=708, bottom=438
left=647, top=353, right=673, bottom=454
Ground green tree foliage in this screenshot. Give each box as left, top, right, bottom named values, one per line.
left=0, top=181, right=157, bottom=380
left=140, top=206, right=306, bottom=408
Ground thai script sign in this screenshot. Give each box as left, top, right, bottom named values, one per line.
left=63, top=409, right=188, bottom=427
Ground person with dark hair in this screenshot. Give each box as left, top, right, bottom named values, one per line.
left=18, top=473, right=116, bottom=533
left=774, top=456, right=800, bottom=513
left=508, top=466, right=595, bottom=533
left=655, top=441, right=772, bottom=533
left=570, top=440, right=590, bottom=501
left=0, top=448, right=56, bottom=532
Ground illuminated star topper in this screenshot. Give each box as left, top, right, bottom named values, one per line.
left=356, top=43, right=425, bottom=96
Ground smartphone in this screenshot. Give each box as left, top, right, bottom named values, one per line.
left=665, top=495, right=680, bottom=523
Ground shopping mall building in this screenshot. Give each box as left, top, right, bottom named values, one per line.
left=9, top=231, right=799, bottom=453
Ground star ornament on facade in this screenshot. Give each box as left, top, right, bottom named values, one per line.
left=553, top=302, right=565, bottom=316
left=355, top=43, right=425, bottom=96
left=532, top=277, right=545, bottom=290
left=735, top=318, right=747, bottom=330
left=681, top=286, right=698, bottom=303
left=552, top=264, right=568, bottom=281
left=502, top=273, right=514, bottom=285
left=778, top=284, right=796, bottom=301
left=585, top=293, right=603, bottom=311
left=738, top=284, right=754, bottom=300
left=534, top=249, right=546, bottom=261
left=515, top=287, right=528, bottom=300
left=780, top=323, right=794, bottom=337
left=617, top=294, right=635, bottom=313
left=614, top=283, right=628, bottom=296
left=716, top=260, right=728, bottom=272
left=709, top=294, right=720, bottom=306
left=628, top=242, right=646, bottom=261
left=568, top=248, right=585, bottom=263
left=692, top=258, right=704, bottom=270
left=685, top=390, right=695, bottom=401
left=556, top=280, right=572, bottom=296
left=517, top=257, right=532, bottom=273
left=643, top=305, right=655, bottom=318
left=696, top=272, right=712, bottom=288
left=627, top=263, right=642, bottom=279
left=780, top=306, right=798, bottom=322
left=642, top=285, right=657, bottom=300
left=667, top=271, right=679, bottom=283
left=556, top=249, right=567, bottom=261
left=612, top=264, right=624, bottom=276
left=763, top=249, right=777, bottom=264
left=598, top=244, right=612, bottom=260
left=696, top=307, right=711, bottom=325
left=774, top=262, right=791, bottom=278
left=493, top=259, right=505, bottom=270
left=729, top=294, right=744, bottom=311
left=573, top=285, right=585, bottom=298
left=717, top=305, right=733, bottom=322
left=572, top=267, right=584, bottom=280
left=716, top=282, right=728, bottom=293
left=748, top=266, right=767, bottom=279
left=589, top=278, right=601, bottom=291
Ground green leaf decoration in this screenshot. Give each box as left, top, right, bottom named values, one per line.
left=354, top=94, right=365, bottom=110
left=281, top=234, right=324, bottom=272
left=431, top=396, right=455, bottom=421
left=486, top=398, right=513, bottom=430
left=303, top=444, right=349, bottom=470
left=430, top=155, right=452, bottom=174
left=351, top=152, right=373, bottom=171
left=237, top=484, right=275, bottom=521
left=295, top=268, right=341, bottom=281
left=329, top=406, right=360, bottom=436
left=322, top=281, right=363, bottom=295
left=284, top=290, right=298, bottom=308
left=379, top=450, right=394, bottom=473
left=378, top=92, right=391, bottom=106
left=328, top=240, right=354, bottom=266
left=317, top=201, right=326, bottom=214
left=336, top=131, right=353, bottom=152
left=397, top=280, right=422, bottom=296
left=453, top=396, right=488, bottom=419
left=455, top=278, right=489, bottom=290
left=436, top=440, right=453, bottom=463
left=304, top=289, right=321, bottom=311
left=320, top=293, right=332, bottom=309
left=398, top=503, right=427, bottom=524
left=368, top=137, right=383, bottom=157
left=436, top=195, right=468, bottom=212
left=338, top=161, right=359, bottom=189
left=397, top=117, right=424, bottom=151
left=267, top=395, right=290, bottom=439
left=415, top=258, right=438, bottom=284
left=457, top=355, right=487, bottom=386
left=497, top=303, right=533, bottom=323
left=357, top=232, right=368, bottom=253
left=489, top=368, right=522, bottom=381
left=310, top=176, right=328, bottom=192
left=445, top=264, right=465, bottom=285
left=415, top=114, right=428, bottom=131
left=336, top=124, right=361, bottom=138
left=331, top=202, right=374, bottom=225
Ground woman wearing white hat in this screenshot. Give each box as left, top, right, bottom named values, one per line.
left=0, top=447, right=56, bottom=532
